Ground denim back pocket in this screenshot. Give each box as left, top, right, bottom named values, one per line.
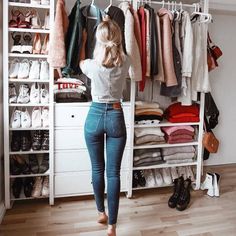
left=84, top=112, right=102, bottom=134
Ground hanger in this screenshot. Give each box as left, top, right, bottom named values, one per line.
left=162, top=0, right=165, bottom=9
left=191, top=3, right=212, bottom=23
left=91, top=0, right=96, bottom=8
left=104, top=0, right=112, bottom=13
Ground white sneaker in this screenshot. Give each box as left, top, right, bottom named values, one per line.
left=31, top=177, right=43, bottom=198
left=154, top=169, right=163, bottom=186
left=9, top=59, right=20, bottom=78
left=201, top=172, right=214, bottom=197
left=21, top=108, right=31, bottom=128
left=41, top=176, right=49, bottom=197
left=32, top=107, right=42, bottom=128
left=170, top=167, right=179, bottom=181
left=30, top=82, right=40, bottom=104
left=17, top=84, right=30, bottom=104
left=144, top=170, right=156, bottom=187
left=41, top=107, right=49, bottom=127
left=213, top=173, right=220, bottom=197
left=40, top=84, right=49, bottom=104
left=17, top=59, right=30, bottom=79
left=40, top=61, right=49, bottom=80
left=10, top=108, right=21, bottom=128
left=9, top=83, right=17, bottom=103
left=22, top=45, right=33, bottom=54
left=162, top=168, right=172, bottom=185
left=29, top=60, right=40, bottom=80
left=11, top=45, right=22, bottom=54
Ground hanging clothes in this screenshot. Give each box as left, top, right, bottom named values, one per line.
left=48, top=0, right=68, bottom=69
left=144, top=8, right=151, bottom=78
left=62, top=0, right=85, bottom=77
left=118, top=2, right=142, bottom=82
left=158, top=8, right=178, bottom=87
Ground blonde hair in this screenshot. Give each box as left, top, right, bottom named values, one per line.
left=93, top=19, right=125, bottom=68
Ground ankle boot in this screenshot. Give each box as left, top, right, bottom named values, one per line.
left=41, top=130, right=49, bottom=150
left=168, top=176, right=184, bottom=208
left=213, top=173, right=220, bottom=197
left=32, top=131, right=42, bottom=150
left=176, top=178, right=191, bottom=211
left=12, top=178, right=23, bottom=198
left=11, top=131, right=21, bottom=151
left=21, top=131, right=32, bottom=151
left=201, top=172, right=214, bottom=197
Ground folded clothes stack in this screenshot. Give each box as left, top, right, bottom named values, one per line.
left=164, top=102, right=200, bottom=123
left=134, top=127, right=165, bottom=145
left=133, top=148, right=164, bottom=167
left=135, top=101, right=164, bottom=125
left=162, top=126, right=195, bottom=144
left=161, top=146, right=196, bottom=164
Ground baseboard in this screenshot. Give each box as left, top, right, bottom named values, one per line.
left=0, top=201, right=6, bottom=224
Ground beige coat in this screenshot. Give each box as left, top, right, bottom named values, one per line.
left=48, top=0, right=68, bottom=68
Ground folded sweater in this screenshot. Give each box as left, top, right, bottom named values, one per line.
left=162, top=146, right=195, bottom=156
left=135, top=127, right=164, bottom=137
left=163, top=152, right=195, bottom=161
left=135, top=135, right=165, bottom=145
left=135, top=101, right=160, bottom=109
left=162, top=126, right=194, bottom=136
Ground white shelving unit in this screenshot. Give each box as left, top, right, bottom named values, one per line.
left=3, top=0, right=55, bottom=209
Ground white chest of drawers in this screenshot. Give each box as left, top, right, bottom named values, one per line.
left=54, top=102, right=131, bottom=197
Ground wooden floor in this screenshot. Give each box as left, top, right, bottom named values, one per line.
left=1, top=165, right=236, bottom=236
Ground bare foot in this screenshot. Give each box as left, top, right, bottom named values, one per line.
left=97, top=212, right=108, bottom=224
left=107, top=224, right=116, bottom=236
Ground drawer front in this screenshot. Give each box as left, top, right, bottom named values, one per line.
left=55, top=128, right=131, bottom=150
left=55, top=104, right=131, bottom=128
left=55, top=106, right=89, bottom=128
left=55, top=149, right=130, bottom=173
left=55, top=171, right=129, bottom=197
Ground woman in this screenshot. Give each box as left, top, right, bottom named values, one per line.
left=80, top=18, right=130, bottom=236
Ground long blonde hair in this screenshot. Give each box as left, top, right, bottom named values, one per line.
left=93, top=18, right=125, bottom=68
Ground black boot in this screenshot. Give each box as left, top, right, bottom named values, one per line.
left=176, top=178, right=192, bottom=211
left=21, top=131, right=32, bottom=151
left=168, top=176, right=184, bottom=208
left=24, top=177, right=35, bottom=198
left=11, top=131, right=21, bottom=151
left=41, top=131, right=49, bottom=150
left=12, top=178, right=23, bottom=198
left=32, top=131, right=42, bottom=150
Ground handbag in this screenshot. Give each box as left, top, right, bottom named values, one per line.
left=203, top=131, right=219, bottom=153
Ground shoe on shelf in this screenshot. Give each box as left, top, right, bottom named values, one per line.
left=42, top=10, right=50, bottom=29
left=9, top=59, right=20, bottom=78
left=17, top=59, right=30, bottom=79
left=10, top=155, right=22, bottom=175
left=17, top=84, right=30, bottom=104
left=29, top=60, right=40, bottom=80
left=40, top=61, right=49, bottom=80
left=200, top=172, right=214, bottom=197
left=41, top=34, right=49, bottom=55
left=30, top=82, right=40, bottom=103
left=144, top=169, right=156, bottom=187
left=9, top=9, right=21, bottom=28
left=170, top=167, right=179, bottom=181
left=16, top=155, right=31, bottom=174
left=24, top=177, right=35, bottom=198
left=11, top=32, right=22, bottom=53
left=10, top=107, right=21, bottom=128
left=32, top=107, right=42, bottom=128
left=31, top=177, right=43, bottom=198
left=176, top=178, right=192, bottom=211
left=38, top=154, right=49, bottom=173
left=9, top=83, right=17, bottom=104
left=132, top=170, right=139, bottom=188
left=29, top=155, right=39, bottom=173
left=41, top=107, right=49, bottom=128
left=30, top=9, right=41, bottom=29
left=22, top=33, right=33, bottom=54
left=21, top=108, right=31, bottom=128
left=41, top=130, right=49, bottom=150
left=21, top=131, right=32, bottom=151
left=40, top=84, right=49, bottom=104
left=162, top=168, right=172, bottom=185
left=154, top=169, right=163, bottom=186
left=41, top=0, right=50, bottom=5
left=168, top=176, right=184, bottom=209
left=32, top=130, right=42, bottom=150
left=213, top=173, right=220, bottom=197
left=41, top=176, right=49, bottom=197
left=32, top=33, right=42, bottom=54
left=12, top=178, right=23, bottom=199
left=11, top=131, right=21, bottom=152
left=18, top=10, right=31, bottom=29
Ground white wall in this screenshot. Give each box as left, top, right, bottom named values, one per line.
left=205, top=11, right=236, bottom=165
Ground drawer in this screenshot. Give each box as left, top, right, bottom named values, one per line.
left=54, top=171, right=129, bottom=197
left=55, top=149, right=130, bottom=173
left=55, top=104, right=131, bottom=128
left=55, top=128, right=131, bottom=150
left=55, top=105, right=89, bottom=127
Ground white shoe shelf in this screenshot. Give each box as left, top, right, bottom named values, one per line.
left=3, top=0, right=55, bottom=209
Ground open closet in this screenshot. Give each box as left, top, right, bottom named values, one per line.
left=3, top=0, right=212, bottom=208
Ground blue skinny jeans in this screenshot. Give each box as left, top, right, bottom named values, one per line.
left=84, top=102, right=127, bottom=225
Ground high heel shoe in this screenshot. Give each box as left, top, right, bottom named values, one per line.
left=43, top=10, right=50, bottom=30
left=41, top=34, right=49, bottom=55
left=31, top=9, right=41, bottom=29
left=32, top=33, right=42, bottom=54
left=9, top=8, right=21, bottom=28
left=18, top=9, right=31, bottom=29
